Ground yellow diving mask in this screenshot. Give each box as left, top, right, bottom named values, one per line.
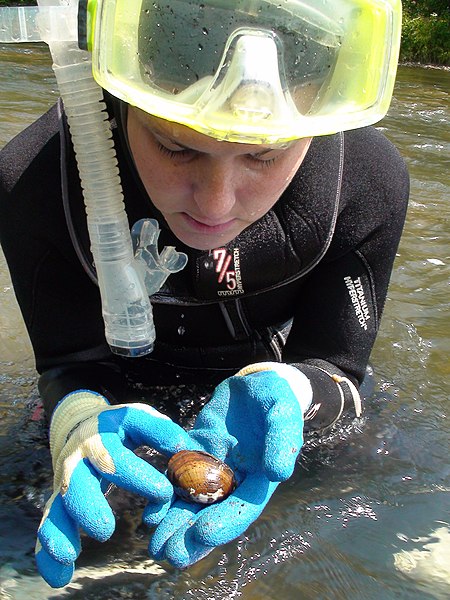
left=84, top=0, right=402, bottom=144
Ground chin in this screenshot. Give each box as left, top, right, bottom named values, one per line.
left=178, top=234, right=236, bottom=251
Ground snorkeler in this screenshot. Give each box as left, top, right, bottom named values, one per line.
left=0, top=0, right=408, bottom=588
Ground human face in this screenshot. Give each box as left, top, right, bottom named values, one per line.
left=127, top=107, right=311, bottom=250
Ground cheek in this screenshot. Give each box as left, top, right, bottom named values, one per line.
left=133, top=151, right=191, bottom=208
left=128, top=117, right=190, bottom=206
left=244, top=166, right=297, bottom=214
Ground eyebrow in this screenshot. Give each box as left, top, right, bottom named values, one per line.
left=153, top=132, right=189, bottom=148
left=252, top=148, right=281, bottom=157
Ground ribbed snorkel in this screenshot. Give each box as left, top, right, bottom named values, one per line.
left=2, top=0, right=187, bottom=357
left=54, top=59, right=156, bottom=356
left=0, top=0, right=188, bottom=355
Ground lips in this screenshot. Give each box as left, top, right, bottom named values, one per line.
left=181, top=213, right=237, bottom=234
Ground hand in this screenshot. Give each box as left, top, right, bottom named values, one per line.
left=148, top=362, right=312, bottom=568
left=35, top=390, right=198, bottom=588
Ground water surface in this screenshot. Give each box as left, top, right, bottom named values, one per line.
left=0, top=45, right=449, bottom=599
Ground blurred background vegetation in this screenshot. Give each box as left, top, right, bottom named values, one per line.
left=0, top=0, right=449, bottom=66
left=401, top=0, right=449, bottom=65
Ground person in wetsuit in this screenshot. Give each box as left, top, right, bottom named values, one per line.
left=0, top=0, right=408, bottom=589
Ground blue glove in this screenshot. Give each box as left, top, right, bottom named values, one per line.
left=35, top=390, right=198, bottom=588
left=148, top=362, right=312, bottom=568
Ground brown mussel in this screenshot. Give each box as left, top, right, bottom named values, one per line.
left=167, top=450, right=236, bottom=504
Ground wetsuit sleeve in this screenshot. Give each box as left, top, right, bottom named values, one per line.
left=283, top=128, right=409, bottom=430
left=0, top=106, right=127, bottom=419
left=38, top=362, right=127, bottom=417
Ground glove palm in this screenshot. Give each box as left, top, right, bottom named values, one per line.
left=149, top=363, right=312, bottom=568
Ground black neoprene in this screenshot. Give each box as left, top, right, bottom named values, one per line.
left=0, top=100, right=409, bottom=428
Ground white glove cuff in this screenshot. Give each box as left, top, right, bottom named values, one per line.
left=49, top=390, right=109, bottom=468
left=236, top=362, right=313, bottom=415
left=313, top=367, right=362, bottom=419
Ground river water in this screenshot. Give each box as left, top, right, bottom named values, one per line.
left=0, top=44, right=448, bottom=600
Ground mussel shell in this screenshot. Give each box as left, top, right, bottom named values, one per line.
left=167, top=450, right=236, bottom=504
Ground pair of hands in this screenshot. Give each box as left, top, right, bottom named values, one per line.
left=36, top=363, right=312, bottom=588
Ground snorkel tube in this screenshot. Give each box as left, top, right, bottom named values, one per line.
left=0, top=0, right=187, bottom=357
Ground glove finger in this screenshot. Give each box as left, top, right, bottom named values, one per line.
left=156, top=474, right=279, bottom=569
left=264, top=398, right=303, bottom=481
left=149, top=500, right=202, bottom=560
left=35, top=542, right=74, bottom=589
left=194, top=378, right=232, bottom=424
left=187, top=473, right=279, bottom=549
left=142, top=496, right=172, bottom=527
left=111, top=405, right=201, bottom=455
left=37, top=492, right=80, bottom=564
left=99, top=433, right=174, bottom=503
left=188, top=381, right=236, bottom=460
left=188, top=427, right=235, bottom=462
left=62, top=458, right=115, bottom=541
left=165, top=525, right=214, bottom=569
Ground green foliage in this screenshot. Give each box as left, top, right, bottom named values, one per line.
left=400, top=0, right=450, bottom=65
left=402, top=0, right=449, bottom=18
left=401, top=12, right=450, bottom=65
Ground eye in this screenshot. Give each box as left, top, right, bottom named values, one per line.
left=157, top=142, right=194, bottom=160
left=247, top=151, right=280, bottom=168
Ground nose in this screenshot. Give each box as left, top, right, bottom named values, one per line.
left=192, top=159, right=237, bottom=222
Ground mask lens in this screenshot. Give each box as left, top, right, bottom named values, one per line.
left=138, top=1, right=227, bottom=94
left=136, top=1, right=340, bottom=107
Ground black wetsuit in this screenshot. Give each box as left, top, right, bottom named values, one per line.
left=0, top=99, right=409, bottom=429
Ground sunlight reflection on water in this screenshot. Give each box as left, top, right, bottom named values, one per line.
left=0, top=49, right=449, bottom=600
